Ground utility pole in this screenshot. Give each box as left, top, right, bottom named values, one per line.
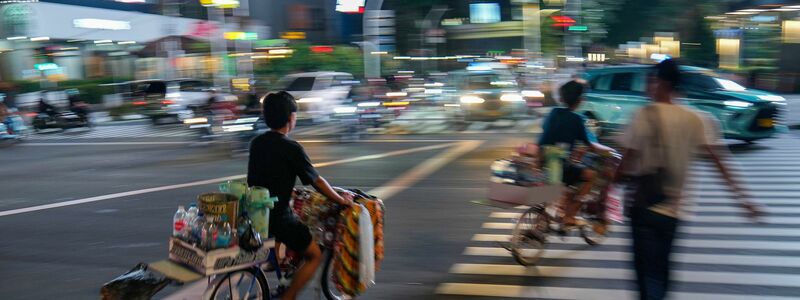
left=563, top=0, right=582, bottom=61
left=362, top=0, right=384, bottom=79
left=522, top=2, right=541, bottom=59
left=419, top=7, right=447, bottom=72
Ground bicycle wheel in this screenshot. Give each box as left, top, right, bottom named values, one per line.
left=580, top=211, right=609, bottom=246
left=321, top=248, right=352, bottom=300
left=510, top=205, right=549, bottom=266
left=209, top=267, right=270, bottom=300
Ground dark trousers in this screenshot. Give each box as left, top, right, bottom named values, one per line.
left=630, top=207, right=679, bottom=300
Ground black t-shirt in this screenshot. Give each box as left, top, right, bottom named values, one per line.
left=538, top=107, right=591, bottom=150
left=247, top=131, right=319, bottom=213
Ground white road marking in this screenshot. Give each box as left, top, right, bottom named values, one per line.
left=471, top=234, right=800, bottom=251
left=482, top=222, right=800, bottom=237
left=369, top=140, right=483, bottom=200
left=449, top=263, right=800, bottom=288
left=0, top=141, right=464, bottom=217
left=436, top=283, right=800, bottom=300
left=462, top=247, right=800, bottom=268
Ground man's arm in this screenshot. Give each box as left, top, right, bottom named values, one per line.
left=292, top=143, right=354, bottom=206
left=312, top=176, right=353, bottom=206
left=704, top=144, right=761, bottom=218
left=613, top=148, right=634, bottom=182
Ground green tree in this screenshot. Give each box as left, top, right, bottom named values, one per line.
left=254, top=43, right=365, bottom=79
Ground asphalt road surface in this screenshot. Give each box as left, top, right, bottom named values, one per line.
left=1, top=125, right=800, bottom=300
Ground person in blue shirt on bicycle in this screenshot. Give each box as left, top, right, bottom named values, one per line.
left=538, top=80, right=612, bottom=227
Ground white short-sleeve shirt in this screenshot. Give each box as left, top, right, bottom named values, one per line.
left=620, top=102, right=717, bottom=218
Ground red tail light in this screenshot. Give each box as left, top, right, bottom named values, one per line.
left=161, top=99, right=174, bottom=105
left=25, top=112, right=37, bottom=117
left=133, top=101, right=147, bottom=106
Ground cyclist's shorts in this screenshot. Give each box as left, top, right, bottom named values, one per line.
left=270, top=210, right=312, bottom=254
left=563, top=161, right=588, bottom=187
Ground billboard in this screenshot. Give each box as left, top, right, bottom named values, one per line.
left=470, top=3, right=500, bottom=24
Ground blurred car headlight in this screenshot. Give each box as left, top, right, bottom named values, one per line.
left=297, top=97, right=322, bottom=103
left=724, top=100, right=753, bottom=108
left=357, top=102, right=381, bottom=107
left=386, top=92, right=407, bottom=97
left=501, top=94, right=524, bottom=102
left=425, top=88, right=443, bottom=94
left=334, top=106, right=357, bottom=114
left=460, top=95, right=485, bottom=104
left=522, top=90, right=545, bottom=98
left=166, top=92, right=180, bottom=98
left=183, top=117, right=208, bottom=124
left=758, top=95, right=785, bottom=102
left=222, top=124, right=254, bottom=132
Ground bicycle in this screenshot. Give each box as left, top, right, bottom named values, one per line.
left=206, top=206, right=349, bottom=300
left=507, top=149, right=621, bottom=266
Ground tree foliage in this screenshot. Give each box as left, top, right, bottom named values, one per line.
left=254, top=43, right=364, bottom=79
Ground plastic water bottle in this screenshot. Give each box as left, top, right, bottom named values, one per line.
left=183, top=204, right=199, bottom=240
left=173, top=206, right=187, bottom=239
left=186, top=203, right=199, bottom=223
left=191, top=212, right=206, bottom=245
left=218, top=216, right=233, bottom=248
left=201, top=216, right=218, bottom=250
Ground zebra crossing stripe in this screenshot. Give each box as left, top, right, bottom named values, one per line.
left=481, top=222, right=800, bottom=237
left=436, top=283, right=633, bottom=299
left=436, top=283, right=800, bottom=300
left=691, top=171, right=800, bottom=177
left=462, top=247, right=800, bottom=268
left=470, top=234, right=800, bottom=251
left=486, top=212, right=800, bottom=224
left=448, top=264, right=800, bottom=288
left=689, top=190, right=800, bottom=197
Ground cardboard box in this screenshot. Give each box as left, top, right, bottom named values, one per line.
left=487, top=182, right=564, bottom=207
left=168, top=238, right=270, bottom=276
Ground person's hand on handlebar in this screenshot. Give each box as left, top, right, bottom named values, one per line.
left=337, top=192, right=355, bottom=207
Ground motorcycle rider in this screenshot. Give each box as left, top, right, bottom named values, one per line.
left=38, top=98, right=56, bottom=117
left=67, top=91, right=89, bottom=123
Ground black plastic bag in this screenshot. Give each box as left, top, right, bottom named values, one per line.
left=239, top=223, right=263, bottom=252
left=100, top=263, right=170, bottom=300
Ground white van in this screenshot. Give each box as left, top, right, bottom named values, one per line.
left=274, top=72, right=356, bottom=123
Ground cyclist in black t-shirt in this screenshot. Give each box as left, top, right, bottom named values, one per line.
left=247, top=91, right=353, bottom=300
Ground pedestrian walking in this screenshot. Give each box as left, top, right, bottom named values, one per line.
left=614, top=59, right=762, bottom=300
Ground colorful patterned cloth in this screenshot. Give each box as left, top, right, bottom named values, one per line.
left=334, top=191, right=385, bottom=296
left=291, top=188, right=340, bottom=248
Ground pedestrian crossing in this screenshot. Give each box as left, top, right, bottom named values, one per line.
left=27, top=125, right=195, bottom=140
left=436, top=136, right=800, bottom=299
left=290, top=119, right=542, bottom=137
left=24, top=119, right=541, bottom=141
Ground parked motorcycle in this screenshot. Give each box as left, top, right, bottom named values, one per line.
left=33, top=111, right=90, bottom=131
